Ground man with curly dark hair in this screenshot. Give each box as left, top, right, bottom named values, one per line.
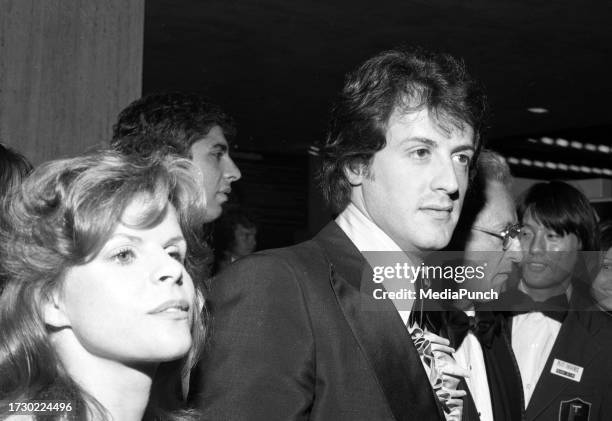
left=197, top=48, right=487, bottom=420
left=111, top=92, right=241, bottom=222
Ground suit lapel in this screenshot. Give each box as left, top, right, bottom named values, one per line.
left=525, top=296, right=602, bottom=420
left=314, top=223, right=444, bottom=421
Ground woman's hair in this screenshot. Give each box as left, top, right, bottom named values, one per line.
left=0, top=143, right=33, bottom=198
left=0, top=144, right=33, bottom=293
left=0, top=150, right=209, bottom=420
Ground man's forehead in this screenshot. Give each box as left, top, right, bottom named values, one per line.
left=192, top=126, right=228, bottom=149
left=478, top=181, right=517, bottom=229
left=388, top=107, right=474, bottom=142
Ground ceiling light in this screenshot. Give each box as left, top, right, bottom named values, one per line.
left=545, top=162, right=557, bottom=169
left=541, top=137, right=554, bottom=145
left=555, top=138, right=569, bottom=147
left=585, top=143, right=597, bottom=151
left=598, top=145, right=610, bottom=153
left=533, top=160, right=544, bottom=168
left=570, top=141, right=583, bottom=149
left=507, top=157, right=520, bottom=165
left=569, top=165, right=581, bottom=172
left=557, top=163, right=569, bottom=171
left=527, top=107, right=549, bottom=114
left=520, top=159, right=532, bottom=166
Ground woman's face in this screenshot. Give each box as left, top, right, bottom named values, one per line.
left=58, top=200, right=196, bottom=363
left=592, top=247, right=612, bottom=310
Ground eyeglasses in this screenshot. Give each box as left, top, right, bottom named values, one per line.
left=471, top=223, right=522, bottom=251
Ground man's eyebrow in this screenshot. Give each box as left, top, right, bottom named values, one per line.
left=400, top=137, right=437, bottom=147
left=210, top=143, right=228, bottom=152
left=452, top=144, right=475, bottom=154
left=400, top=137, right=475, bottom=154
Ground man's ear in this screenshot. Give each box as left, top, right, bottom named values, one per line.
left=344, top=162, right=367, bottom=186
left=42, top=289, right=70, bottom=329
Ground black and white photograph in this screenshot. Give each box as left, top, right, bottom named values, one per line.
left=1, top=1, right=612, bottom=420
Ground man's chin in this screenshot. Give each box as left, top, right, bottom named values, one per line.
left=203, top=202, right=222, bottom=222
left=416, top=233, right=452, bottom=251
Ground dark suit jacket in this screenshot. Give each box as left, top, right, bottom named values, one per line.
left=194, top=222, right=444, bottom=421
left=508, top=289, right=612, bottom=421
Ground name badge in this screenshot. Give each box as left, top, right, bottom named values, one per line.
left=551, top=359, right=583, bottom=382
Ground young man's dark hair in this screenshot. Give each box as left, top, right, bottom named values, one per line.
left=111, top=92, right=241, bottom=222
left=320, top=48, right=488, bottom=213
left=111, top=91, right=236, bottom=156
left=517, top=181, right=600, bottom=251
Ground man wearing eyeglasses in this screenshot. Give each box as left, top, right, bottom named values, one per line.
left=457, top=151, right=523, bottom=303
left=419, top=150, right=524, bottom=421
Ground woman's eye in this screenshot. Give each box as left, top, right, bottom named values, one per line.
left=113, top=248, right=135, bottom=265
left=168, top=251, right=185, bottom=263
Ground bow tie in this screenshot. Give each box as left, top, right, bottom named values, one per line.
left=502, top=289, right=569, bottom=323
left=444, top=310, right=498, bottom=349
left=414, top=305, right=499, bottom=349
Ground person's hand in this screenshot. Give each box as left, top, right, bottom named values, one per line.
left=436, top=387, right=466, bottom=421
left=420, top=330, right=469, bottom=421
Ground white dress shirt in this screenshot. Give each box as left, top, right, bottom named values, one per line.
left=454, top=310, right=494, bottom=421
left=511, top=282, right=571, bottom=406
left=335, top=203, right=414, bottom=324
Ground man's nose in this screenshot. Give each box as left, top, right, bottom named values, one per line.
left=431, top=158, right=459, bottom=195
left=528, top=232, right=546, bottom=255
left=224, top=156, right=241, bottom=182
left=506, top=236, right=523, bottom=263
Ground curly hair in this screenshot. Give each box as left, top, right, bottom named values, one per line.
left=0, top=151, right=209, bottom=420
left=320, top=47, right=488, bottom=213
left=111, top=91, right=236, bottom=158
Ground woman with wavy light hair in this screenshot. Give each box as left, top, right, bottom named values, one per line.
left=0, top=151, right=208, bottom=420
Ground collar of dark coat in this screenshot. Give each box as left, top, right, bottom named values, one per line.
left=311, top=221, right=445, bottom=420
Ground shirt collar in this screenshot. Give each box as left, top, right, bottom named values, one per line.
left=335, top=203, right=402, bottom=252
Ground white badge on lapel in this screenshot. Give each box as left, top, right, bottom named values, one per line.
left=551, top=358, right=583, bottom=382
